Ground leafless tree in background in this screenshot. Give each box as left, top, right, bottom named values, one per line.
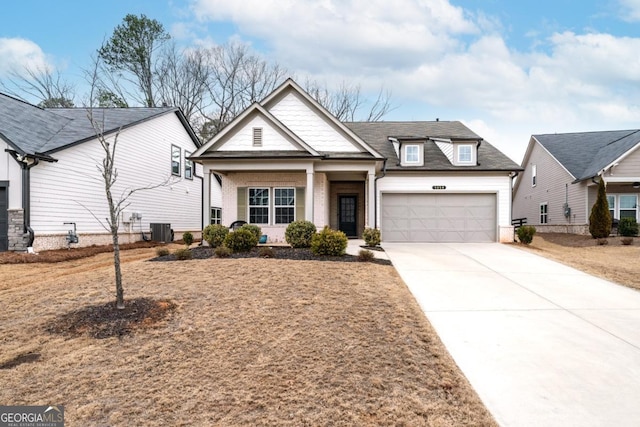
left=1, top=65, right=76, bottom=107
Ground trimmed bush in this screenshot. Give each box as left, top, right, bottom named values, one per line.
left=363, top=228, right=381, bottom=247
left=357, top=249, right=375, bottom=262
left=589, top=178, right=611, bottom=238
left=311, top=226, right=348, bottom=256
left=203, top=224, right=229, bottom=248
left=285, top=220, right=317, bottom=248
left=618, top=217, right=639, bottom=237
left=182, top=231, right=194, bottom=247
left=155, top=247, right=170, bottom=257
left=516, top=225, right=536, bottom=245
left=173, top=248, right=192, bottom=260
left=258, top=247, right=275, bottom=258
left=621, top=237, right=634, bottom=246
left=224, top=229, right=258, bottom=253
left=214, top=245, right=232, bottom=258
left=240, top=224, right=262, bottom=242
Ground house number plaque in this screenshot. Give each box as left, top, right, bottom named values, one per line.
left=432, top=185, right=446, bottom=190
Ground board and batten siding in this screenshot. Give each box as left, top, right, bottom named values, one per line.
left=29, top=112, right=202, bottom=249
left=513, top=141, right=587, bottom=227
left=377, top=173, right=513, bottom=242
left=216, top=115, right=298, bottom=151
left=268, top=91, right=360, bottom=153
left=1, top=140, right=23, bottom=209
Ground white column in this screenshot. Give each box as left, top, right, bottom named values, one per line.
left=202, top=166, right=211, bottom=231
left=306, top=170, right=314, bottom=222
left=367, top=171, right=376, bottom=228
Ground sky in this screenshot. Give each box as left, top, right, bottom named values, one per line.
left=2, top=0, right=640, bottom=163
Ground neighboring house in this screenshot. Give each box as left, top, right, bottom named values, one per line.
left=513, top=130, right=640, bottom=234
left=0, top=93, right=203, bottom=252
left=191, top=79, right=521, bottom=243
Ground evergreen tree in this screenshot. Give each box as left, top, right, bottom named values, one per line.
left=589, top=178, right=611, bottom=238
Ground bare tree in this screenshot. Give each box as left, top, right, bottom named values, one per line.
left=1, top=65, right=75, bottom=107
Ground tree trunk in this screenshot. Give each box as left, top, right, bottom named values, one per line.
left=111, top=225, right=124, bottom=309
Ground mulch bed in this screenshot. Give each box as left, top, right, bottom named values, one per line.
left=537, top=232, right=636, bottom=247
left=45, top=297, right=177, bottom=339
left=150, top=245, right=392, bottom=265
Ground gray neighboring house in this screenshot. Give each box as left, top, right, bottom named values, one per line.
left=0, top=93, right=203, bottom=252
left=513, top=130, right=640, bottom=233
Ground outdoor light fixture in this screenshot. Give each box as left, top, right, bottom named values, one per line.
left=633, top=182, right=640, bottom=189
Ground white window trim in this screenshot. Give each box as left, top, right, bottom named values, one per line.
left=532, top=164, right=537, bottom=187
left=608, top=194, right=638, bottom=220
left=210, top=207, right=222, bottom=224
left=247, top=187, right=297, bottom=225
left=457, top=144, right=473, bottom=164
left=248, top=187, right=270, bottom=224
left=184, top=151, right=193, bottom=180
left=274, top=188, right=296, bottom=224
left=540, top=202, right=548, bottom=224
left=171, top=145, right=181, bottom=177
left=404, top=144, right=420, bottom=164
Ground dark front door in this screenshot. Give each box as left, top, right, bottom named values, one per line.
left=338, top=195, right=357, bottom=237
left=0, top=184, right=8, bottom=252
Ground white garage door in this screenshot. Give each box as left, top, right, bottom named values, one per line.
left=381, top=193, right=497, bottom=242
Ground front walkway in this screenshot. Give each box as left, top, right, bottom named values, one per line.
left=383, top=242, right=640, bottom=427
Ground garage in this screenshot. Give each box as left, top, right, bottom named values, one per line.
left=381, top=193, right=497, bottom=242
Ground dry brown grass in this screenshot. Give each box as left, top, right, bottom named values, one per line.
left=0, top=247, right=495, bottom=426
left=515, top=233, right=640, bottom=291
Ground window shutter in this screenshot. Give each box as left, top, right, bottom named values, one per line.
left=237, top=187, right=247, bottom=222
left=296, top=187, right=305, bottom=221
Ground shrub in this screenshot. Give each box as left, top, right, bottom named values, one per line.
left=155, top=247, right=170, bottom=257
left=362, top=228, right=381, bottom=247
left=214, top=245, right=232, bottom=258
left=173, top=248, right=192, bottom=260
left=224, top=229, right=258, bottom=253
left=203, top=224, right=229, bottom=248
left=240, top=224, right=262, bottom=242
left=285, top=220, right=317, bottom=248
left=589, top=178, right=611, bottom=238
left=357, top=249, right=375, bottom=262
left=516, top=225, right=536, bottom=245
left=597, top=238, right=609, bottom=246
left=618, top=217, right=639, bottom=237
left=182, top=231, right=194, bottom=247
left=311, top=226, right=348, bottom=256
left=258, top=247, right=275, bottom=258
left=621, top=237, right=634, bottom=246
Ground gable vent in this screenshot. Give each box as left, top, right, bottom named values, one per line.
left=253, top=127, right=263, bottom=146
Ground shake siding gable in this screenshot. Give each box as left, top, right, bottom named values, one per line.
left=29, top=112, right=202, bottom=237
left=268, top=92, right=360, bottom=153
left=217, top=115, right=300, bottom=151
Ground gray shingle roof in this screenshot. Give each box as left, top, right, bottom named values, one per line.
left=534, top=130, right=640, bottom=181
left=345, top=121, right=522, bottom=171
left=0, top=92, right=179, bottom=156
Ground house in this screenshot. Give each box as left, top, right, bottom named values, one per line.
left=0, top=93, right=203, bottom=252
left=191, top=79, right=521, bottom=243
left=512, top=130, right=640, bottom=234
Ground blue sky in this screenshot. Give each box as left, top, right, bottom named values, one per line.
left=2, top=0, right=640, bottom=162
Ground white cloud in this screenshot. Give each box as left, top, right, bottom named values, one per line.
left=0, top=38, right=51, bottom=77
left=618, top=0, right=640, bottom=21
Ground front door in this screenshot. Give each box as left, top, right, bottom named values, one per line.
left=338, top=195, right=357, bottom=237
left=0, top=184, right=8, bottom=252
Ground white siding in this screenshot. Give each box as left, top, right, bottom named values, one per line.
left=29, top=112, right=202, bottom=241
left=513, top=142, right=586, bottom=226
left=211, top=175, right=222, bottom=208
left=269, top=92, right=360, bottom=153
left=611, top=145, right=640, bottom=177
left=1, top=140, right=23, bottom=208
left=217, top=115, right=299, bottom=151
left=377, top=173, right=513, bottom=242
left=435, top=140, right=453, bottom=163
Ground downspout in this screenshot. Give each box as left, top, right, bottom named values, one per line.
left=476, top=139, right=483, bottom=166
left=373, top=159, right=387, bottom=229
left=22, top=159, right=39, bottom=248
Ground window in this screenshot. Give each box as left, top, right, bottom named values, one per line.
left=249, top=188, right=269, bottom=224
left=253, top=127, right=263, bottom=146
left=532, top=164, right=537, bottom=187
left=171, top=145, right=181, bottom=176
left=458, top=144, right=473, bottom=163
left=210, top=207, right=222, bottom=224
left=619, top=195, right=637, bottom=219
left=274, top=188, right=295, bottom=224
left=405, top=145, right=419, bottom=163
left=185, top=151, right=193, bottom=180
left=607, top=195, right=615, bottom=219
left=540, top=203, right=548, bottom=224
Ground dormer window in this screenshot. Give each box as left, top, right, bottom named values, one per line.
left=405, top=145, right=420, bottom=164
left=457, top=144, right=473, bottom=164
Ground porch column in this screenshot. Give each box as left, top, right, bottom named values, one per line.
left=202, top=167, right=211, bottom=230
left=306, top=169, right=314, bottom=222
left=367, top=171, right=375, bottom=228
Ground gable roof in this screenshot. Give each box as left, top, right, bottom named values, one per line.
left=0, top=92, right=198, bottom=157
left=345, top=121, right=522, bottom=171
left=533, top=130, right=640, bottom=182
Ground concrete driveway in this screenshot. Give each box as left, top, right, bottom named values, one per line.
left=383, top=242, right=640, bottom=427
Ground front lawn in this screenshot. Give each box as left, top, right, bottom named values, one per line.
left=0, top=247, right=495, bottom=426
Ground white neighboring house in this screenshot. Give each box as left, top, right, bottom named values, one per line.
left=0, top=93, right=203, bottom=252
left=191, top=78, right=522, bottom=243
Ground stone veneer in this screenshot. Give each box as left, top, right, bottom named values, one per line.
left=7, top=209, right=29, bottom=252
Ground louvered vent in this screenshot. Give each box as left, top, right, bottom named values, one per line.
left=253, top=127, right=263, bottom=146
